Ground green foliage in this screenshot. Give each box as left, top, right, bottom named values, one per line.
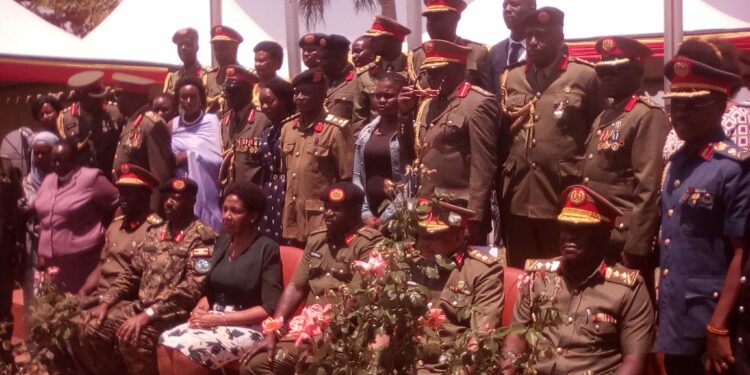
left=17, top=0, right=120, bottom=36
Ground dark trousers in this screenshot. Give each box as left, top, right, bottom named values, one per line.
left=503, top=215, right=560, bottom=269
left=664, top=354, right=715, bottom=375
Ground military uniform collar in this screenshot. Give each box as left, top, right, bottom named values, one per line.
left=671, top=129, right=728, bottom=161
left=329, top=63, right=355, bottom=87
left=294, top=110, right=327, bottom=131
left=161, top=219, right=198, bottom=243
left=180, top=62, right=203, bottom=76
left=561, top=260, right=608, bottom=288
left=526, top=53, right=566, bottom=74
left=378, top=53, right=407, bottom=73
left=121, top=213, right=149, bottom=232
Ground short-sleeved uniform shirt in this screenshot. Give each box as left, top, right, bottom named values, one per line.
left=513, top=258, right=655, bottom=374
left=656, top=134, right=750, bottom=355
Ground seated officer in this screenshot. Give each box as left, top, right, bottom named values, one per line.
left=239, top=182, right=382, bottom=375
left=502, top=185, right=654, bottom=375
left=77, top=177, right=216, bottom=375
left=413, top=198, right=504, bottom=374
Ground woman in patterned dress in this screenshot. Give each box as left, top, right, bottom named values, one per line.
left=156, top=182, right=283, bottom=372
left=257, top=78, right=296, bottom=244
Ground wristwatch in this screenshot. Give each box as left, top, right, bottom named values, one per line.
left=145, top=307, right=156, bottom=318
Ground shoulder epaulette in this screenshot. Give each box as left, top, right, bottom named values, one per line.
left=637, top=95, right=661, bottom=109
left=356, top=226, right=382, bottom=240
left=712, top=141, right=750, bottom=161
left=143, top=110, right=163, bottom=124
left=146, top=213, right=163, bottom=226
left=524, top=258, right=561, bottom=272
left=604, top=266, right=639, bottom=287
left=468, top=248, right=496, bottom=265
left=470, top=85, right=493, bottom=97
left=308, top=225, right=328, bottom=237
left=325, top=113, right=349, bottom=128
left=357, top=59, right=379, bottom=75
left=281, top=113, right=301, bottom=125
left=569, top=57, right=595, bottom=67
left=194, top=222, right=217, bottom=242
left=112, top=215, right=125, bottom=222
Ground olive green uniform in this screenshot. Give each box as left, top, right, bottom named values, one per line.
left=408, top=37, right=491, bottom=91
left=415, top=83, right=499, bottom=242
left=325, top=64, right=362, bottom=136
left=354, top=54, right=411, bottom=126
left=162, top=63, right=209, bottom=95
left=219, top=104, right=271, bottom=187
left=77, top=219, right=216, bottom=375
left=280, top=113, right=354, bottom=243
left=112, top=106, right=174, bottom=212
left=241, top=225, right=382, bottom=375
left=512, top=258, right=654, bottom=375
left=203, top=67, right=228, bottom=115
left=415, top=248, right=504, bottom=374
left=499, top=56, right=605, bottom=266
left=580, top=95, right=669, bottom=258
left=57, top=101, right=122, bottom=179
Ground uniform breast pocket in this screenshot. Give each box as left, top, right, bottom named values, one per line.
left=579, top=312, right=619, bottom=347
left=679, top=189, right=719, bottom=236
left=443, top=113, right=468, bottom=140
left=307, top=253, right=325, bottom=279
left=440, top=288, right=472, bottom=322
left=305, top=145, right=330, bottom=173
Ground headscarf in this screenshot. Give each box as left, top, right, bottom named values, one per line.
left=25, top=131, right=59, bottom=191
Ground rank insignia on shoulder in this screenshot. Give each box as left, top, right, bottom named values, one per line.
left=146, top=214, right=163, bottom=225
left=712, top=141, right=749, bottom=161
left=356, top=226, right=380, bottom=240
left=604, top=267, right=638, bottom=287
left=524, top=259, right=561, bottom=272
left=468, top=249, right=496, bottom=265
left=325, top=114, right=349, bottom=128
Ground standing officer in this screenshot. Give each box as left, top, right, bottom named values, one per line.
left=408, top=0, right=491, bottom=91
left=399, top=40, right=499, bottom=245
left=351, top=35, right=375, bottom=68
left=280, top=69, right=354, bottom=246
left=57, top=70, right=121, bottom=178
left=319, top=34, right=363, bottom=135
left=498, top=7, right=605, bottom=267
left=355, top=16, right=412, bottom=125
left=581, top=37, right=669, bottom=270
left=299, top=33, right=325, bottom=69
left=488, top=0, right=536, bottom=95
left=240, top=182, right=382, bottom=375
left=79, top=163, right=163, bottom=309
left=413, top=198, right=504, bottom=373
left=0, top=156, right=22, bottom=367
left=77, top=177, right=216, bottom=375
left=218, top=65, right=269, bottom=188
left=204, top=25, right=247, bottom=115
left=163, top=28, right=207, bottom=95
left=112, top=73, right=174, bottom=213
left=502, top=185, right=654, bottom=375
left=657, top=49, right=750, bottom=375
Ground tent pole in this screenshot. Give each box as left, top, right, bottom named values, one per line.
left=663, top=0, right=683, bottom=95
left=210, top=0, right=222, bottom=68
left=285, top=0, right=302, bottom=78
left=406, top=0, right=422, bottom=50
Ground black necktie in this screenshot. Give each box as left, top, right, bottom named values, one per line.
left=509, top=42, right=522, bottom=64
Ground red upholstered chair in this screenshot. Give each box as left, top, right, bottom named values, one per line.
left=502, top=266, right=525, bottom=327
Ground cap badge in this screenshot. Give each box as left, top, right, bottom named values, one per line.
left=674, top=61, right=690, bottom=78
left=424, top=42, right=434, bottom=53
left=329, top=188, right=345, bottom=202
left=215, top=26, right=223, bottom=34
left=319, top=38, right=327, bottom=47
left=226, top=67, right=235, bottom=76
left=538, top=10, right=550, bottom=23
left=570, top=188, right=587, bottom=205
left=172, top=179, right=186, bottom=191
left=120, top=164, right=130, bottom=174
left=304, top=34, right=315, bottom=43
left=602, top=38, right=615, bottom=52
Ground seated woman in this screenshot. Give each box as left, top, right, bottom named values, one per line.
left=352, top=72, right=412, bottom=228
left=157, top=182, right=283, bottom=374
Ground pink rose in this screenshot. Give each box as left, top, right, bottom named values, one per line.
left=352, top=250, right=387, bottom=278
left=419, top=308, right=448, bottom=330
left=261, top=317, right=284, bottom=335
left=286, top=304, right=332, bottom=347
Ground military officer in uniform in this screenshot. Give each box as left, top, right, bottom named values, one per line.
left=0, top=156, right=22, bottom=367
left=204, top=25, right=247, bottom=115
left=581, top=37, right=669, bottom=270
left=399, top=40, right=499, bottom=245
left=656, top=51, right=750, bottom=375
left=78, top=177, right=216, bottom=375
left=407, top=0, right=491, bottom=91
left=219, top=65, right=269, bottom=188
left=498, top=7, right=605, bottom=267
left=355, top=16, right=412, bottom=125
left=318, top=34, right=363, bottom=135
left=57, top=70, right=121, bottom=179
left=78, top=164, right=162, bottom=309
left=240, top=182, right=382, bottom=375
left=351, top=35, right=375, bottom=68
left=280, top=69, right=354, bottom=245
left=112, top=72, right=174, bottom=213
left=502, top=185, right=654, bottom=375
left=299, top=33, right=325, bottom=69
left=163, top=28, right=208, bottom=95
left=412, top=198, right=504, bottom=374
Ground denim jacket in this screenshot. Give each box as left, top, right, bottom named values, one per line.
left=352, top=117, right=405, bottom=221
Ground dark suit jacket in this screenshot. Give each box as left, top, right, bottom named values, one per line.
left=489, top=38, right=511, bottom=96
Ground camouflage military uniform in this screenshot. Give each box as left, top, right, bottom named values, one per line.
left=280, top=113, right=354, bottom=243
left=162, top=63, right=208, bottom=95
left=241, top=225, right=382, bottom=375
left=57, top=101, right=122, bottom=178
left=77, top=219, right=216, bottom=375
left=219, top=103, right=270, bottom=187
left=325, top=63, right=362, bottom=136
left=408, top=37, right=491, bottom=91
left=112, top=106, right=174, bottom=212
left=415, top=248, right=504, bottom=374
left=512, top=258, right=654, bottom=374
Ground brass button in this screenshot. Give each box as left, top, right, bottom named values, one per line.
left=740, top=306, right=745, bottom=313
left=664, top=238, right=671, bottom=246
left=596, top=129, right=602, bottom=136
left=295, top=152, right=300, bottom=156
left=531, top=139, right=537, bottom=146
left=618, top=223, right=625, bottom=229
left=588, top=153, right=594, bottom=160
left=583, top=177, right=590, bottom=184
left=667, top=209, right=674, bottom=217
left=713, top=291, right=720, bottom=299
left=531, top=162, right=537, bottom=169
left=742, top=276, right=747, bottom=284
left=536, top=92, right=541, bottom=98
left=556, top=347, right=564, bottom=354
left=567, top=316, right=574, bottom=324
left=739, top=337, right=744, bottom=344
left=595, top=324, right=600, bottom=330
left=292, top=172, right=297, bottom=177
left=292, top=195, right=297, bottom=201
left=662, top=268, right=669, bottom=276
left=673, top=179, right=681, bottom=187
left=452, top=301, right=459, bottom=307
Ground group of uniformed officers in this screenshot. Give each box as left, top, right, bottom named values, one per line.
left=2, top=0, right=750, bottom=374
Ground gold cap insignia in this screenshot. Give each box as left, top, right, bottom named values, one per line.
left=172, top=179, right=186, bottom=191
left=215, top=26, right=223, bottom=34
left=538, top=10, right=550, bottom=23
left=120, top=164, right=130, bottom=174
left=570, top=188, right=586, bottom=205
left=424, top=42, right=434, bottom=53
left=226, top=67, right=235, bottom=75
left=304, top=34, right=315, bottom=43
left=328, top=188, right=345, bottom=202
left=602, top=38, right=615, bottom=52
left=674, top=61, right=690, bottom=78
